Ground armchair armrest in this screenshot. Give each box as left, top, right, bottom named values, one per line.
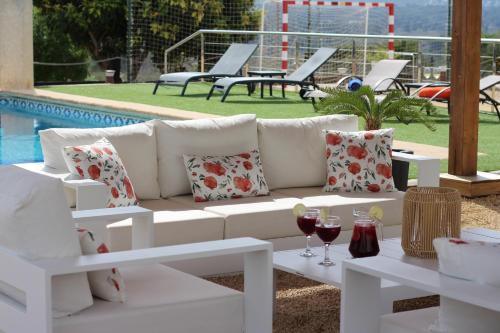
left=392, top=151, right=441, bottom=187
left=72, top=206, right=154, bottom=249
left=33, top=238, right=271, bottom=275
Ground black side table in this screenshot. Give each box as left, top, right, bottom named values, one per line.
left=247, top=70, right=287, bottom=99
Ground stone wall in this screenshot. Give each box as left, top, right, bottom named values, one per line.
left=0, top=0, right=34, bottom=91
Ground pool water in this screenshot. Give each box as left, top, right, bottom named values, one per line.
left=0, top=95, right=153, bottom=164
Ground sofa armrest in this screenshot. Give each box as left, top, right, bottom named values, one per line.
left=392, top=151, right=441, bottom=187
left=72, top=206, right=154, bottom=249
left=63, top=179, right=107, bottom=210
left=15, top=163, right=107, bottom=210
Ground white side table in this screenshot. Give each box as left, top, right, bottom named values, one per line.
left=340, top=255, right=500, bottom=333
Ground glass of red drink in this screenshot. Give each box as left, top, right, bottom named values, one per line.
left=297, top=209, right=320, bottom=257
left=315, top=216, right=341, bottom=266
left=349, top=219, right=381, bottom=258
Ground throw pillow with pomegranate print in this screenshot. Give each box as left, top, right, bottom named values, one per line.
left=183, top=149, right=270, bottom=202
left=323, top=128, right=396, bottom=193
left=77, top=228, right=126, bottom=302
left=63, top=138, right=138, bottom=208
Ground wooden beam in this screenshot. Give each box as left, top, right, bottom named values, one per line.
left=448, top=0, right=482, bottom=176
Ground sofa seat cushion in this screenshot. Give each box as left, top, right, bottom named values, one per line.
left=107, top=200, right=225, bottom=251
left=170, top=193, right=302, bottom=239
left=54, top=264, right=243, bottom=333
left=39, top=121, right=160, bottom=200
left=257, top=115, right=358, bottom=190
left=155, top=114, right=259, bottom=198
left=274, top=187, right=404, bottom=230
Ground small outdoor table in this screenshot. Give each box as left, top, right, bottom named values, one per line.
left=247, top=70, right=287, bottom=98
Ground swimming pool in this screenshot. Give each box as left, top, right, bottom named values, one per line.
left=0, top=94, right=154, bottom=164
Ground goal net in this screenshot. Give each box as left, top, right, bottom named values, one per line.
left=128, top=0, right=397, bottom=83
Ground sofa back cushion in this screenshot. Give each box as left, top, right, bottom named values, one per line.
left=155, top=114, right=259, bottom=197
left=257, top=115, right=358, bottom=190
left=39, top=121, right=160, bottom=200
left=0, top=165, right=93, bottom=317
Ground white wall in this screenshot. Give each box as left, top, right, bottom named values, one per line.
left=0, top=0, right=34, bottom=91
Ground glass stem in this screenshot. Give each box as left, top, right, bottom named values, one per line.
left=324, top=243, right=330, bottom=262
left=306, top=235, right=311, bottom=253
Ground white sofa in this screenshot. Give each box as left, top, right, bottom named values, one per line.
left=24, top=114, right=440, bottom=275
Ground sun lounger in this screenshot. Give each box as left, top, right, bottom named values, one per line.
left=206, top=47, right=338, bottom=102
left=304, top=59, right=410, bottom=103
left=410, top=75, right=500, bottom=120
left=152, top=43, right=258, bottom=96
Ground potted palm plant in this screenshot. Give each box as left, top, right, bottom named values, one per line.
left=315, top=86, right=436, bottom=191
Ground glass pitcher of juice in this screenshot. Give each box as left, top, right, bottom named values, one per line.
left=349, top=217, right=383, bottom=258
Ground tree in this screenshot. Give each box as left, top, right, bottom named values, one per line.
left=130, top=0, right=259, bottom=79
left=33, top=7, right=89, bottom=82
left=34, top=0, right=127, bottom=81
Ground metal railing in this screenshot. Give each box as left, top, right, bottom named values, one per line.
left=163, top=29, right=500, bottom=85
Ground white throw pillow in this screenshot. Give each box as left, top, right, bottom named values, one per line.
left=39, top=121, right=160, bottom=200
left=257, top=115, right=358, bottom=190
left=0, top=166, right=93, bottom=317
left=183, top=149, right=270, bottom=202
left=63, top=138, right=138, bottom=208
left=77, top=228, right=126, bottom=302
left=323, top=128, right=396, bottom=193
left=155, top=114, right=259, bottom=197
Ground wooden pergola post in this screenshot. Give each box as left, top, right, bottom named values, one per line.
left=448, top=0, right=482, bottom=176
left=441, top=0, right=500, bottom=197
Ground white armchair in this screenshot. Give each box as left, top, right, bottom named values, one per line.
left=0, top=166, right=273, bottom=333
left=0, top=238, right=273, bottom=333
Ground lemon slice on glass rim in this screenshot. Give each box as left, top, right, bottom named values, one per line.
left=319, top=207, right=329, bottom=222
left=368, top=205, right=384, bottom=220
left=292, top=203, right=307, bottom=217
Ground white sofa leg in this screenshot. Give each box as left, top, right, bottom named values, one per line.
left=244, top=248, right=273, bottom=333
left=417, top=159, right=441, bottom=187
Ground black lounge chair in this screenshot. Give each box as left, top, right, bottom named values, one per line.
left=206, top=47, right=338, bottom=102
left=409, top=75, right=500, bottom=120
left=152, top=43, right=258, bottom=96
left=305, top=59, right=410, bottom=101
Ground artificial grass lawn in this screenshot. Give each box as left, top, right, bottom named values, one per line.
left=43, top=82, right=500, bottom=174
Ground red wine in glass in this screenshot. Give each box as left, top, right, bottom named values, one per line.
left=297, top=209, right=319, bottom=257
left=316, top=224, right=341, bottom=244
left=297, top=216, right=317, bottom=236
left=316, top=216, right=341, bottom=266
left=349, top=221, right=380, bottom=258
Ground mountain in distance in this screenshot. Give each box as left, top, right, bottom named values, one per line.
left=393, top=0, right=500, bottom=36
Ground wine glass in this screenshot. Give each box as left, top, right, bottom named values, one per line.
left=316, top=216, right=341, bottom=266
left=432, top=67, right=441, bottom=80
left=297, top=208, right=320, bottom=257
left=423, top=67, right=432, bottom=80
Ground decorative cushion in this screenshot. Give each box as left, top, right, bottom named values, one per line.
left=183, top=150, right=270, bottom=202
left=155, top=114, right=259, bottom=198
left=257, top=115, right=358, bottom=190
left=63, top=138, right=138, bottom=208
left=39, top=121, right=160, bottom=200
left=323, top=128, right=396, bottom=193
left=77, top=228, right=126, bottom=302
left=0, top=165, right=93, bottom=317
left=418, top=86, right=451, bottom=100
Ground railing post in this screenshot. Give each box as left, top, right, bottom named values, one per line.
left=492, top=44, right=497, bottom=112
left=164, top=50, right=168, bottom=74
left=200, top=33, right=205, bottom=73
left=351, top=40, right=357, bottom=76
left=417, top=41, right=423, bottom=82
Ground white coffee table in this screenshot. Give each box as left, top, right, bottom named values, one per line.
left=340, top=228, right=500, bottom=333
left=273, top=238, right=435, bottom=314
left=273, top=228, right=498, bottom=315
